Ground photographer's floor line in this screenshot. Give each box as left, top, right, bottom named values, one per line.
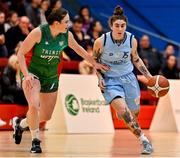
left=0, top=130, right=180, bottom=157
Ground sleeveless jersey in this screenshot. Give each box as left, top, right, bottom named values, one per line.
left=100, top=31, right=134, bottom=77
left=26, top=23, right=68, bottom=79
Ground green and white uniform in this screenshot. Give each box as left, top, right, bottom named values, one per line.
left=25, top=24, right=68, bottom=92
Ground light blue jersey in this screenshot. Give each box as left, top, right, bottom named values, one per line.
left=100, top=31, right=134, bottom=77
left=100, top=31, right=140, bottom=111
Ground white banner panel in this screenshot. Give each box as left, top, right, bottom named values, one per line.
left=47, top=74, right=114, bottom=133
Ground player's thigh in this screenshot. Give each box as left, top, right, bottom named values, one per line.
left=39, top=91, right=58, bottom=119
left=123, top=74, right=140, bottom=111
left=22, top=79, right=41, bottom=108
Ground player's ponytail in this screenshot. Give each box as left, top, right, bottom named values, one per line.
left=109, top=5, right=127, bottom=27
left=113, top=5, right=124, bottom=16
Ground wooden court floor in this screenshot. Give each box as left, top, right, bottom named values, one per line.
left=0, top=129, right=180, bottom=157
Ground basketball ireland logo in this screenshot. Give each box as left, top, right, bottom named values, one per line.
left=65, top=94, right=80, bottom=116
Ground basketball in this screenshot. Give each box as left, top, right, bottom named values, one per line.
left=147, top=75, right=170, bottom=98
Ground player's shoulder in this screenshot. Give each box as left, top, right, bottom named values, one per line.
left=30, top=27, right=41, bottom=38
left=125, top=31, right=132, bottom=36
left=94, top=32, right=110, bottom=47
left=26, top=27, right=41, bottom=44
left=68, top=31, right=74, bottom=41
left=125, top=31, right=137, bottom=42
left=94, top=36, right=103, bottom=49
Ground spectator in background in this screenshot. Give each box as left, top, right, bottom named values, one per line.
left=50, top=0, right=62, bottom=9
left=64, top=16, right=90, bottom=62
left=163, top=44, right=175, bottom=58
left=1, top=53, right=27, bottom=105
left=26, top=0, right=41, bottom=28
left=5, top=16, right=31, bottom=56
left=4, top=11, right=19, bottom=32
left=138, top=35, right=163, bottom=75
left=45, top=0, right=62, bottom=18
left=161, top=55, right=180, bottom=79
left=0, top=0, right=9, bottom=16
left=10, top=0, right=27, bottom=17
left=40, top=0, right=50, bottom=24
left=0, top=11, right=8, bottom=57
left=76, top=5, right=94, bottom=34
left=87, top=20, right=103, bottom=46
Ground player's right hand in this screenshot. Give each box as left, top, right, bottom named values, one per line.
left=24, top=73, right=34, bottom=90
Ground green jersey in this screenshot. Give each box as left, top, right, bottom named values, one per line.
left=26, top=23, right=68, bottom=79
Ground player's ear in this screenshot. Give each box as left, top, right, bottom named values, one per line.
left=110, top=25, right=113, bottom=31
left=54, top=21, right=60, bottom=25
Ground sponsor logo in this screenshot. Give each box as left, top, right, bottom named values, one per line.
left=59, top=41, right=64, bottom=46
left=65, top=94, right=106, bottom=115
left=65, top=94, right=80, bottom=116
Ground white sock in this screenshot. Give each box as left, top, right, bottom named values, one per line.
left=20, top=118, right=28, bottom=129
left=30, top=128, right=39, bottom=140
left=139, top=133, right=149, bottom=143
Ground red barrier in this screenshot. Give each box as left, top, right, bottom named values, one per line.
left=0, top=104, right=28, bottom=130
left=110, top=105, right=156, bottom=129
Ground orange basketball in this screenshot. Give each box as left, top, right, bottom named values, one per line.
left=147, top=75, right=170, bottom=98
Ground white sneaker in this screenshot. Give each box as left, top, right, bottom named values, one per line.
left=141, top=140, right=153, bottom=154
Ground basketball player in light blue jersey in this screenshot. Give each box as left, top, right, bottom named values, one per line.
left=93, top=5, right=153, bottom=154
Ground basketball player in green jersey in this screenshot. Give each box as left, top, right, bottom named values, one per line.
left=12, top=8, right=109, bottom=153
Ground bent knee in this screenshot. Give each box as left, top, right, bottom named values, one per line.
left=28, top=105, right=39, bottom=112
left=131, top=109, right=140, bottom=118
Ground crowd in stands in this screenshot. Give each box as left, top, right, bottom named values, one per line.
left=0, top=0, right=180, bottom=104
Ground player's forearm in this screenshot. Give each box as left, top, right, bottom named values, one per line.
left=17, top=52, right=29, bottom=77
left=133, top=57, right=152, bottom=79
left=93, top=48, right=104, bottom=79
left=96, top=70, right=103, bottom=79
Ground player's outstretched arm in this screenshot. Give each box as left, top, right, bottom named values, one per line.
left=68, top=31, right=109, bottom=72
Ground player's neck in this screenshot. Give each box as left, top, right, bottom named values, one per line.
left=49, top=25, right=62, bottom=38
left=112, top=32, right=124, bottom=41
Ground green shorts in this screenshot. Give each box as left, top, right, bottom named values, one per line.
left=20, top=72, right=59, bottom=93
left=40, top=77, right=59, bottom=93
